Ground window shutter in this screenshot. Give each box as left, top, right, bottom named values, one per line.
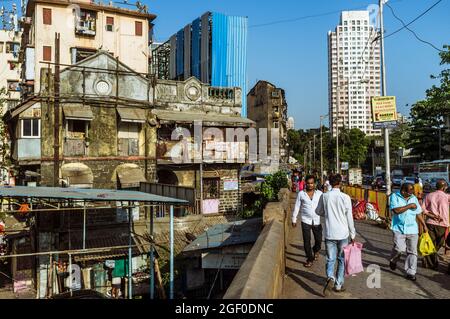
left=135, top=21, right=142, bottom=36
left=43, top=8, right=52, bottom=25
left=43, top=46, right=51, bottom=61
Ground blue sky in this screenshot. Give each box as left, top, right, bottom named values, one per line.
left=146, top=0, right=450, bottom=130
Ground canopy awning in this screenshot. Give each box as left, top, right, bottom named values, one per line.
left=116, top=164, right=147, bottom=188
left=62, top=104, right=93, bottom=121
left=117, top=107, right=146, bottom=123
left=152, top=110, right=255, bottom=127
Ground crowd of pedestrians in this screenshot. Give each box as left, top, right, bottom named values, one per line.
left=290, top=170, right=449, bottom=297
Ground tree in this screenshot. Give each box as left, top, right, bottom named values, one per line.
left=409, top=45, right=450, bottom=160
left=338, top=128, right=370, bottom=167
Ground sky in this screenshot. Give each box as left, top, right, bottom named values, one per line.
left=144, top=0, right=450, bottom=130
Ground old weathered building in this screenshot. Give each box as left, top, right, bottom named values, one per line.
left=19, top=0, right=156, bottom=99
left=247, top=81, right=289, bottom=163
left=5, top=51, right=254, bottom=214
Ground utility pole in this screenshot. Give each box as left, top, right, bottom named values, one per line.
left=380, top=0, right=391, bottom=196
left=372, top=146, right=375, bottom=177
left=53, top=32, right=60, bottom=187
left=320, top=116, right=325, bottom=184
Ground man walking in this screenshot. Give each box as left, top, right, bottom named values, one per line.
left=292, top=175, right=323, bottom=268
left=389, top=183, right=428, bottom=281
left=316, top=174, right=356, bottom=296
left=421, top=179, right=449, bottom=270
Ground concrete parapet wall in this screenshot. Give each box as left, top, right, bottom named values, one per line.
left=223, top=188, right=291, bottom=299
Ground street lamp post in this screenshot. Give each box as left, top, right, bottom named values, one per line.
left=380, top=0, right=392, bottom=196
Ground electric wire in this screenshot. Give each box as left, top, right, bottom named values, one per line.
left=385, top=1, right=444, bottom=52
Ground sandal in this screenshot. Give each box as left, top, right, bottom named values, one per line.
left=314, top=253, right=320, bottom=261
left=303, top=261, right=314, bottom=268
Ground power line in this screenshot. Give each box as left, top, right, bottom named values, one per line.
left=249, top=0, right=403, bottom=28
left=385, top=1, right=444, bottom=52
left=383, top=0, right=443, bottom=40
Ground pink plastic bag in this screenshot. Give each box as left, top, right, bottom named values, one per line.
left=343, top=242, right=364, bottom=277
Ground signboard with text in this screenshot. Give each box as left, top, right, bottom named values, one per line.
left=371, top=96, right=398, bottom=129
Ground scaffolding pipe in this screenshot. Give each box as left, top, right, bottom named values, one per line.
left=150, top=205, right=155, bottom=299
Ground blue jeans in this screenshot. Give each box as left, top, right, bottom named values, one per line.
left=325, top=238, right=348, bottom=289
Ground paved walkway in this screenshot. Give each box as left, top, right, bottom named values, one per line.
left=283, top=193, right=450, bottom=299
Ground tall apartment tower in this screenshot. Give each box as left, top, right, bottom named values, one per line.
left=328, top=11, right=382, bottom=137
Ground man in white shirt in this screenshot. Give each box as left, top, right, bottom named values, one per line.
left=316, top=174, right=356, bottom=296
left=292, top=175, right=323, bottom=268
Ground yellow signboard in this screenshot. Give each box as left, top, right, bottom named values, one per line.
left=371, top=96, right=398, bottom=123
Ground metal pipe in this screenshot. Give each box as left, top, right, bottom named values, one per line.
left=150, top=205, right=155, bottom=299
left=53, top=32, right=61, bottom=187
left=83, top=201, right=86, bottom=250
left=128, top=202, right=133, bottom=299
left=68, top=253, right=72, bottom=297
left=169, top=205, right=174, bottom=299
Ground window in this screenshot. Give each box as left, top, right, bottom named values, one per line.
left=0, top=42, right=3, bottom=53
left=203, top=178, right=220, bottom=199
left=118, top=122, right=139, bottom=156
left=273, top=121, right=279, bottom=129
left=135, top=21, right=143, bottom=36
left=73, top=47, right=97, bottom=63
left=7, top=80, right=20, bottom=91
left=43, top=8, right=52, bottom=25
left=22, top=119, right=40, bottom=138
left=106, top=16, right=114, bottom=31
left=43, top=46, right=51, bottom=61
left=6, top=42, right=20, bottom=54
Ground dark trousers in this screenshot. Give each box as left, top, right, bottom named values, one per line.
left=301, top=222, right=323, bottom=262
left=423, top=224, right=447, bottom=269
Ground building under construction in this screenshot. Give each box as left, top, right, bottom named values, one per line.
left=151, top=12, right=249, bottom=116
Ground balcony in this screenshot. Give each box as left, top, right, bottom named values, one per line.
left=17, top=139, right=41, bottom=160
left=75, top=11, right=96, bottom=36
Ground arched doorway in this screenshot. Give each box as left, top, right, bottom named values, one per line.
left=157, top=169, right=178, bottom=185
left=61, top=163, right=93, bottom=188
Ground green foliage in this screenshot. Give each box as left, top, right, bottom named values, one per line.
left=409, top=45, right=450, bottom=160
left=261, top=171, right=288, bottom=203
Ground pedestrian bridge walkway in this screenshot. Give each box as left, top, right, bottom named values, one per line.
left=282, top=194, right=450, bottom=299
left=224, top=191, right=450, bottom=299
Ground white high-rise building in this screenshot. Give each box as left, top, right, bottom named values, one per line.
left=328, top=11, right=382, bottom=137
left=287, top=117, right=295, bottom=130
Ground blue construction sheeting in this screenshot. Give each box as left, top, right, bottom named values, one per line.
left=211, top=13, right=248, bottom=116
left=0, top=186, right=188, bottom=204
left=191, top=18, right=201, bottom=79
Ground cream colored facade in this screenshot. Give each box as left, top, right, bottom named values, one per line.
left=22, top=0, right=155, bottom=93
left=0, top=30, right=21, bottom=115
